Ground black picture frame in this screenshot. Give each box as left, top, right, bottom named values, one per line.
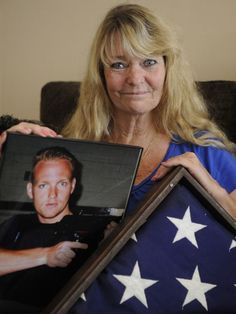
left=42, top=166, right=236, bottom=314
left=0, top=133, right=142, bottom=312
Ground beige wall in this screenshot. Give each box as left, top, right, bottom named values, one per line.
left=1, top=0, right=236, bottom=120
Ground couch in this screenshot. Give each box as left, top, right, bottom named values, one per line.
left=40, top=80, right=236, bottom=144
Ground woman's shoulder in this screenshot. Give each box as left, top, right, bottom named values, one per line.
left=171, top=139, right=235, bottom=161
left=171, top=131, right=235, bottom=156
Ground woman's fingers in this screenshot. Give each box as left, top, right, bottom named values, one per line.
left=7, top=122, right=59, bottom=137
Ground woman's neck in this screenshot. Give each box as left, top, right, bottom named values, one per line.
left=109, top=113, right=158, bottom=146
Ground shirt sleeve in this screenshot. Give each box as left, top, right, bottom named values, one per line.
left=195, top=145, right=236, bottom=193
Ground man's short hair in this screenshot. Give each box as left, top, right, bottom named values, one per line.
left=31, top=146, right=79, bottom=183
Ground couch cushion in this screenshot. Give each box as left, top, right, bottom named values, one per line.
left=40, top=81, right=80, bottom=132
left=198, top=80, right=236, bottom=143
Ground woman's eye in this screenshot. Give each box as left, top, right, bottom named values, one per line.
left=110, top=62, right=127, bottom=70
left=143, top=59, right=157, bottom=67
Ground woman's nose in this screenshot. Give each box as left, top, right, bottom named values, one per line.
left=126, top=65, right=145, bottom=85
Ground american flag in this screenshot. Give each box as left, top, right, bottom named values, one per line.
left=70, top=182, right=236, bottom=313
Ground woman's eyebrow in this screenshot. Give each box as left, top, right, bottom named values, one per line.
left=110, top=55, right=125, bottom=59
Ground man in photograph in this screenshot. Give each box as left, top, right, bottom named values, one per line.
left=0, top=146, right=92, bottom=309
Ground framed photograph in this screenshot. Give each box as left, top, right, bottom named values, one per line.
left=0, top=133, right=142, bottom=312
left=43, top=166, right=236, bottom=314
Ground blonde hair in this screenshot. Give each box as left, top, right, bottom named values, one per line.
left=63, top=4, right=234, bottom=151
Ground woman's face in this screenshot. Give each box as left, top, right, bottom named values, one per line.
left=104, top=39, right=166, bottom=117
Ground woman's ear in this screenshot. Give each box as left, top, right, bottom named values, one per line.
left=26, top=182, right=33, bottom=199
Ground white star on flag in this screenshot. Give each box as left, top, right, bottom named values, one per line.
left=176, top=266, right=217, bottom=310
left=131, top=233, right=138, bottom=242
left=167, top=206, right=207, bottom=248
left=113, top=261, right=158, bottom=308
left=80, top=293, right=86, bottom=301
left=229, top=239, right=236, bottom=251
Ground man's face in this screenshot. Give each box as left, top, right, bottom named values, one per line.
left=27, top=159, right=76, bottom=224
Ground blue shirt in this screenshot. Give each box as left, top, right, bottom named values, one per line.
left=127, top=141, right=236, bottom=213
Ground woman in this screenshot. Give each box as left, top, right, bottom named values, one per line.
left=1, top=4, right=236, bottom=312
left=62, top=4, right=236, bottom=218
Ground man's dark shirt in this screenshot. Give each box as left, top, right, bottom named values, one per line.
left=0, top=214, right=100, bottom=308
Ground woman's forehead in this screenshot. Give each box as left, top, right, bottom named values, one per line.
left=103, top=32, right=154, bottom=61
left=107, top=34, right=124, bottom=56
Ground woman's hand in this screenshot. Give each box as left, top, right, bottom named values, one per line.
left=7, top=122, right=58, bottom=137
left=0, top=122, right=59, bottom=156
left=153, top=152, right=236, bottom=219
left=154, top=152, right=218, bottom=192
left=104, top=221, right=118, bottom=239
